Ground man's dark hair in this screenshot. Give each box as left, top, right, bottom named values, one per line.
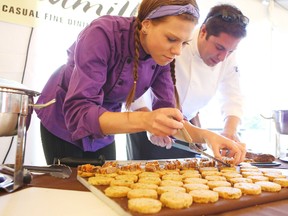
left=203, top=4, right=248, bottom=39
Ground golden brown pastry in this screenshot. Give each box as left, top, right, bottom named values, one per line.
left=245, top=152, right=275, bottom=162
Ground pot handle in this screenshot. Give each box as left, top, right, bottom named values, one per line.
left=29, top=98, right=56, bottom=109
left=260, top=114, right=274, bottom=120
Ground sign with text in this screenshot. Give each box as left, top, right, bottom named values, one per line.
left=0, top=0, right=140, bottom=27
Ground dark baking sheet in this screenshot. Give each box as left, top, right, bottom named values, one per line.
left=250, top=161, right=281, bottom=167
left=77, top=176, right=288, bottom=216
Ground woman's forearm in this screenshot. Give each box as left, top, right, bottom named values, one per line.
left=99, top=111, right=147, bottom=135
left=99, top=108, right=184, bottom=136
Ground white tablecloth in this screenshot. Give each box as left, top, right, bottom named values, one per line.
left=0, top=187, right=119, bottom=216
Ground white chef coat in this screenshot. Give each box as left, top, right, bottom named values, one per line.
left=131, top=28, right=244, bottom=121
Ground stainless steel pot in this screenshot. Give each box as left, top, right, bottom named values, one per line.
left=0, top=78, right=56, bottom=192
left=261, top=110, right=288, bottom=135
left=272, top=110, right=288, bottom=135
left=0, top=78, right=54, bottom=136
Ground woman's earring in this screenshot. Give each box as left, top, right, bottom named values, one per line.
left=142, top=29, right=147, bottom=34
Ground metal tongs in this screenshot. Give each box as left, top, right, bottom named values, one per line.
left=22, top=164, right=72, bottom=179
left=0, top=164, right=72, bottom=179
left=179, top=126, right=231, bottom=167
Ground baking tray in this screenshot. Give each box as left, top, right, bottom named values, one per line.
left=77, top=176, right=288, bottom=216
left=249, top=161, right=282, bottom=167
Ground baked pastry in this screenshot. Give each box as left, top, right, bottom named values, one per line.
left=255, top=181, right=282, bottom=192
left=213, top=186, right=242, bottom=199
left=263, top=172, right=286, bottom=181
left=128, top=198, right=162, bottom=214
left=207, top=180, right=231, bottom=189
left=229, top=177, right=253, bottom=185
left=127, top=188, right=158, bottom=199
left=77, top=164, right=100, bottom=177
left=240, top=168, right=260, bottom=173
left=247, top=175, right=269, bottom=183
left=104, top=186, right=131, bottom=198
left=181, top=172, right=202, bottom=179
left=183, top=183, right=209, bottom=192
left=205, top=175, right=227, bottom=181
left=234, top=182, right=262, bottom=195
left=199, top=167, right=218, bottom=173
left=189, top=189, right=218, bottom=203
left=201, top=171, right=222, bottom=178
left=273, top=178, right=288, bottom=188
left=162, top=174, right=183, bottom=181
left=160, top=179, right=184, bottom=187
left=181, top=158, right=198, bottom=170
left=157, top=185, right=186, bottom=195
left=119, top=162, right=142, bottom=172
left=94, top=173, right=118, bottom=178
left=88, top=176, right=114, bottom=186
left=117, top=170, right=142, bottom=175
left=130, top=182, right=159, bottom=190
left=221, top=172, right=242, bottom=181
left=115, top=174, right=138, bottom=182
left=240, top=164, right=259, bottom=169
left=183, top=177, right=208, bottom=185
left=145, top=161, right=161, bottom=172
left=262, top=170, right=283, bottom=175
left=138, top=171, right=160, bottom=178
left=241, top=171, right=263, bottom=178
left=219, top=166, right=237, bottom=173
left=157, top=169, right=179, bottom=176
left=138, top=176, right=162, bottom=185
left=98, top=166, right=118, bottom=175
left=217, top=157, right=235, bottom=168
left=199, top=158, right=216, bottom=167
left=164, top=160, right=182, bottom=170
left=180, top=169, right=200, bottom=175
left=102, top=161, right=119, bottom=168
left=245, top=152, right=275, bottom=162
left=160, top=191, right=193, bottom=209
left=110, top=179, right=134, bottom=187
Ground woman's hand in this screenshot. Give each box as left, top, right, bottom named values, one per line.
left=203, top=130, right=246, bottom=165
left=143, top=108, right=184, bottom=137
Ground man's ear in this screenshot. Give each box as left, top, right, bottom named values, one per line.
left=200, top=24, right=207, bottom=35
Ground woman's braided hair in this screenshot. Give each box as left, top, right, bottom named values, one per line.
left=125, top=0, right=199, bottom=110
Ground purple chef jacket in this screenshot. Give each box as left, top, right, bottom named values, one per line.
left=35, top=15, right=175, bottom=152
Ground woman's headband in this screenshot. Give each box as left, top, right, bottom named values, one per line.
left=145, top=4, right=200, bottom=20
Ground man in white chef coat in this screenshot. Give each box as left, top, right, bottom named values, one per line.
left=126, top=4, right=249, bottom=159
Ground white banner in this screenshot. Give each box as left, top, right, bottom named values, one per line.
left=0, top=0, right=140, bottom=27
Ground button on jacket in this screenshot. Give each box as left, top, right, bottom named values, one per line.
left=35, top=15, right=175, bottom=152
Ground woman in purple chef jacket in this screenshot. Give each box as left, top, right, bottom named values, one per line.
left=35, top=0, right=246, bottom=165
